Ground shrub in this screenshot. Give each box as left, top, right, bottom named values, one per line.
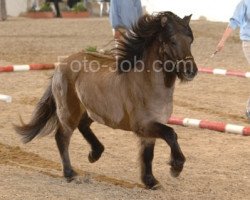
left=39, top=3, right=53, bottom=12
left=72, top=2, right=87, bottom=12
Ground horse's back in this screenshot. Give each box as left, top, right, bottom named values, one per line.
left=55, top=50, right=115, bottom=77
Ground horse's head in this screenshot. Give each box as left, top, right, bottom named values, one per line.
left=157, top=12, right=198, bottom=82
left=115, top=11, right=197, bottom=84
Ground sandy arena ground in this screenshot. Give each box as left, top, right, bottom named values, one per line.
left=0, top=17, right=250, bottom=200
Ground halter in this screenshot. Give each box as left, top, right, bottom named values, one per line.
left=176, top=56, right=194, bottom=64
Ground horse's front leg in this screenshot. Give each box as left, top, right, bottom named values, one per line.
left=139, top=138, right=160, bottom=189
left=144, top=122, right=186, bottom=177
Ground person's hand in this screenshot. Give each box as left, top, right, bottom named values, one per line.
left=114, top=30, right=122, bottom=40
left=216, top=40, right=225, bottom=52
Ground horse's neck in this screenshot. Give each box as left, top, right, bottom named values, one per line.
left=120, top=42, right=175, bottom=102
left=150, top=69, right=175, bottom=96
left=144, top=42, right=177, bottom=89
left=125, top=66, right=175, bottom=102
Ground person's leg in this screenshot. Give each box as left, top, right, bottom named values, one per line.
left=246, top=98, right=250, bottom=119
left=105, top=1, right=110, bottom=14
left=0, top=0, right=7, bottom=21
left=35, top=0, right=40, bottom=11
left=242, top=41, right=250, bottom=119
left=98, top=1, right=104, bottom=17
left=83, top=0, right=88, bottom=8
left=0, top=0, right=2, bottom=20
left=242, top=41, right=250, bottom=63
left=54, top=0, right=61, bottom=17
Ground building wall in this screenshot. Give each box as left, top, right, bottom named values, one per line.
left=141, top=0, right=240, bottom=22
left=5, top=0, right=241, bottom=22
left=5, top=0, right=29, bottom=17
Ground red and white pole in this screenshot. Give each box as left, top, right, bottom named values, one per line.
left=168, top=116, right=250, bottom=136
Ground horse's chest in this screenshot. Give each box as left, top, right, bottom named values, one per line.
left=150, top=98, right=173, bottom=123
left=147, top=86, right=174, bottom=124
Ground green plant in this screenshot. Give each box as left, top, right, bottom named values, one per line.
left=39, top=3, right=52, bottom=12
left=72, top=2, right=87, bottom=12
left=85, top=46, right=97, bottom=52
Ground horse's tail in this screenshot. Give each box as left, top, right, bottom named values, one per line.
left=14, top=82, right=58, bottom=143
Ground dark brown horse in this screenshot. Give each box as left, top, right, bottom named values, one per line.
left=15, top=11, right=197, bottom=189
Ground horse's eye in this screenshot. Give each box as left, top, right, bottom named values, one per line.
left=169, top=38, right=177, bottom=46
left=171, top=41, right=177, bottom=46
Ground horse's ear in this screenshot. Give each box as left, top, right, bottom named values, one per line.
left=161, top=16, right=168, bottom=27
left=183, top=14, right=192, bottom=24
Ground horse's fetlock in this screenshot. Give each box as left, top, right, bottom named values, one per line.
left=64, top=168, right=77, bottom=182
left=88, top=144, right=104, bottom=163
left=142, top=174, right=161, bottom=189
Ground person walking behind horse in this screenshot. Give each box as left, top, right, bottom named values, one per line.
left=46, top=0, right=62, bottom=18
left=215, top=0, right=250, bottom=119
left=98, top=0, right=110, bottom=17
left=109, top=0, right=142, bottom=40
left=0, top=0, right=7, bottom=21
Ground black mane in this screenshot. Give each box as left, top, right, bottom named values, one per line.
left=115, top=11, right=193, bottom=73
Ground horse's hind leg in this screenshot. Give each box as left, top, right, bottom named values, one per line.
left=140, top=138, right=160, bottom=189
left=78, top=113, right=104, bottom=163
left=52, top=70, right=84, bottom=181
left=55, top=127, right=76, bottom=182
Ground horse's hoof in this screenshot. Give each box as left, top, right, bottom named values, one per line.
left=88, top=146, right=104, bottom=163
left=169, top=159, right=184, bottom=177
left=170, top=167, right=182, bottom=177
left=66, top=176, right=75, bottom=183
left=64, top=169, right=77, bottom=182
left=150, top=183, right=163, bottom=190
left=143, top=175, right=160, bottom=190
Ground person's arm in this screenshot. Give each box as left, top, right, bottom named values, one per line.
left=216, top=26, right=233, bottom=52
left=216, top=0, right=246, bottom=52
left=136, top=0, right=142, bottom=16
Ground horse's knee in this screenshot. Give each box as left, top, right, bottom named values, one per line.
left=140, top=138, right=155, bottom=162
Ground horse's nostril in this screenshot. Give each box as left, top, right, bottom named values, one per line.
left=186, top=69, right=192, bottom=75
left=183, top=65, right=198, bottom=80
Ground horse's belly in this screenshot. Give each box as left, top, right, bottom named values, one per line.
left=86, top=106, right=131, bottom=130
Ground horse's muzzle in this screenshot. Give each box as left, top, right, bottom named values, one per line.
left=176, top=58, right=198, bottom=81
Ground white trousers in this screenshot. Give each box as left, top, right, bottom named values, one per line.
left=242, top=41, right=250, bottom=64
left=242, top=41, right=250, bottom=113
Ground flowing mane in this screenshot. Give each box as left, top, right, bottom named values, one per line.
left=116, top=11, right=194, bottom=73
